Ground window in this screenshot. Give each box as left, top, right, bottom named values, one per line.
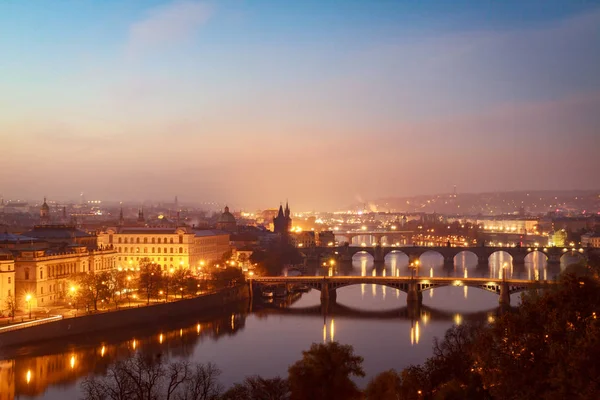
left=170, top=257, right=173, bottom=261
left=164, top=237, right=168, bottom=244
left=158, top=248, right=161, bottom=253
left=144, top=238, right=148, bottom=244
left=124, top=238, right=128, bottom=244
left=152, top=247, right=155, bottom=253
left=179, top=235, right=183, bottom=244
left=179, top=247, right=183, bottom=254
left=8, top=277, right=10, bottom=284
left=144, top=247, right=148, bottom=253
left=125, top=247, right=128, bottom=253
left=8, top=289, right=11, bottom=297
left=157, top=238, right=161, bottom=244
left=136, top=238, right=140, bottom=244
left=170, top=248, right=173, bottom=253
left=109, top=234, right=113, bottom=244
left=152, top=238, right=156, bottom=244
left=164, top=247, right=167, bottom=253
left=40, top=270, right=43, bottom=279
left=41, top=287, right=44, bottom=294
left=118, top=238, right=122, bottom=244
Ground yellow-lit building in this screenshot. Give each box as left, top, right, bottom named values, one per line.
left=13, top=246, right=117, bottom=309
left=98, top=227, right=230, bottom=270
left=0, top=249, right=16, bottom=315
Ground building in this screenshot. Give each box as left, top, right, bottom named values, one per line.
left=39, top=198, right=50, bottom=225
left=21, top=225, right=98, bottom=250
left=98, top=226, right=231, bottom=270
left=582, top=233, right=600, bottom=248
left=13, top=246, right=117, bottom=309
left=290, top=231, right=316, bottom=248
left=0, top=249, right=15, bottom=312
left=548, top=229, right=567, bottom=247
left=273, top=202, right=292, bottom=235
left=316, top=231, right=336, bottom=247
left=216, top=206, right=237, bottom=232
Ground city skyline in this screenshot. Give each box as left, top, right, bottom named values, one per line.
left=2, top=0, right=600, bottom=210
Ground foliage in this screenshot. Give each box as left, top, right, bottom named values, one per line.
left=211, top=268, right=244, bottom=288
left=221, top=376, right=290, bottom=400
left=138, top=260, right=163, bottom=305
left=81, top=353, right=223, bottom=400
left=287, top=341, right=365, bottom=400
left=4, top=294, right=16, bottom=320
left=69, top=272, right=110, bottom=312
left=170, top=268, right=199, bottom=298
left=106, top=269, right=128, bottom=309
left=364, top=369, right=402, bottom=400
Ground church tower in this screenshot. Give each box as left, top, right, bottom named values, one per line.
left=137, top=207, right=145, bottom=224
left=119, top=205, right=125, bottom=226
left=274, top=201, right=292, bottom=235
left=40, top=197, right=50, bottom=225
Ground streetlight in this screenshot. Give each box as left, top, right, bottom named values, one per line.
left=25, top=294, right=32, bottom=319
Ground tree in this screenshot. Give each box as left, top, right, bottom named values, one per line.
left=4, top=295, right=16, bottom=320
left=138, top=260, right=163, bottom=305
left=364, top=369, right=402, bottom=400
left=221, top=376, right=289, bottom=400
left=81, top=353, right=223, bottom=400
left=287, top=342, right=364, bottom=400
left=106, top=269, right=128, bottom=309
left=473, top=274, right=600, bottom=399
left=212, top=268, right=244, bottom=289
left=71, top=272, right=110, bottom=312
left=170, top=268, right=198, bottom=299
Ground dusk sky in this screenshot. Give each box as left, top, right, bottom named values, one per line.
left=1, top=1, right=599, bottom=210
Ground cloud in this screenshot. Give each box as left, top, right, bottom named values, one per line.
left=127, top=1, right=212, bottom=55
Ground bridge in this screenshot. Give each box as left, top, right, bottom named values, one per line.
left=305, top=244, right=588, bottom=265
left=250, top=276, right=554, bottom=306
left=333, top=231, right=414, bottom=246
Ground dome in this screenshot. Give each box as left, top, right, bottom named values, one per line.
left=217, top=206, right=236, bottom=224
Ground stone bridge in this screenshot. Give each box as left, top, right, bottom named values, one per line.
left=307, top=245, right=588, bottom=265
left=251, top=276, right=554, bottom=306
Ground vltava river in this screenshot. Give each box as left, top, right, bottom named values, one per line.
left=2, top=251, right=576, bottom=399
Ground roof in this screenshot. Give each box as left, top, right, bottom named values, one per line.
left=22, top=226, right=93, bottom=239
left=194, top=229, right=229, bottom=237
left=119, top=227, right=182, bottom=234
left=0, top=232, right=40, bottom=243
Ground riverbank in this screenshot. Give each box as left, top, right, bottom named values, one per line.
left=0, top=284, right=249, bottom=348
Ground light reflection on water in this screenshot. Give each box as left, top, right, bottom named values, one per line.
left=4, top=252, right=580, bottom=400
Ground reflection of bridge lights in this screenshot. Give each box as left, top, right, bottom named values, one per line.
left=159, top=333, right=164, bottom=344
left=26, top=370, right=32, bottom=384
left=70, top=355, right=76, bottom=369
left=231, top=314, right=235, bottom=330
left=464, top=286, right=468, bottom=299
left=330, top=319, right=335, bottom=342
left=421, top=313, right=429, bottom=325
left=487, top=314, right=495, bottom=323
left=453, top=280, right=463, bottom=286
left=429, top=288, right=434, bottom=298
left=323, top=323, right=327, bottom=343
left=101, top=346, right=106, bottom=357
left=132, top=339, right=137, bottom=350
left=197, top=323, right=201, bottom=334
left=430, top=268, right=433, bottom=278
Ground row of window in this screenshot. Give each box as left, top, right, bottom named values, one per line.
left=119, top=256, right=176, bottom=262
left=118, top=247, right=185, bottom=254
left=116, top=236, right=184, bottom=244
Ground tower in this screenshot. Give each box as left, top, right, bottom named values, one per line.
left=274, top=201, right=292, bottom=236
left=119, top=205, right=125, bottom=226
left=40, top=197, right=50, bottom=225
left=137, top=207, right=145, bottom=224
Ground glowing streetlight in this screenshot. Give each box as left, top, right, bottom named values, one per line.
left=25, top=294, right=32, bottom=319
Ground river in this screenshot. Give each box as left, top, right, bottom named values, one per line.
left=2, top=251, right=576, bottom=399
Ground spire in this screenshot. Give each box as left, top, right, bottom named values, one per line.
left=119, top=205, right=124, bottom=225
left=277, top=204, right=284, bottom=217
left=285, top=200, right=290, bottom=218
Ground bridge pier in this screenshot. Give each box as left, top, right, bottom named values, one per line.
left=320, top=282, right=337, bottom=303
left=512, top=253, right=526, bottom=264
left=443, top=255, right=455, bottom=268
left=499, top=281, right=510, bottom=305
left=547, top=253, right=561, bottom=265
left=477, top=255, right=489, bottom=267
left=406, top=282, right=422, bottom=306
left=373, top=246, right=385, bottom=263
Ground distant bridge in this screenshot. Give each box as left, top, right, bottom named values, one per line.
left=306, top=245, right=588, bottom=264
left=251, top=276, right=554, bottom=306
left=333, top=231, right=414, bottom=246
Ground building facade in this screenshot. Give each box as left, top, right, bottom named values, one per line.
left=13, top=246, right=117, bottom=309
left=0, top=250, right=15, bottom=314
left=98, top=226, right=230, bottom=270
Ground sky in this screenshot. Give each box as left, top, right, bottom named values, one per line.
left=1, top=0, right=599, bottom=210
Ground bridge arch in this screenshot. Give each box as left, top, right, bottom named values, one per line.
left=488, top=250, right=514, bottom=264
left=560, top=250, right=585, bottom=264
left=524, top=250, right=548, bottom=263
left=453, top=250, right=479, bottom=266
left=352, top=250, right=374, bottom=262
left=418, top=250, right=444, bottom=266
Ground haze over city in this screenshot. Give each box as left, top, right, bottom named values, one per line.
left=1, top=0, right=599, bottom=210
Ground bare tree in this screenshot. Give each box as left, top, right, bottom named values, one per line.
left=80, top=354, right=222, bottom=400
left=4, top=295, right=17, bottom=320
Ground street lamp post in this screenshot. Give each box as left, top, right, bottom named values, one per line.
left=25, top=294, right=32, bottom=319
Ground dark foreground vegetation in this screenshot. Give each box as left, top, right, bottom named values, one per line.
left=82, top=256, right=600, bottom=400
